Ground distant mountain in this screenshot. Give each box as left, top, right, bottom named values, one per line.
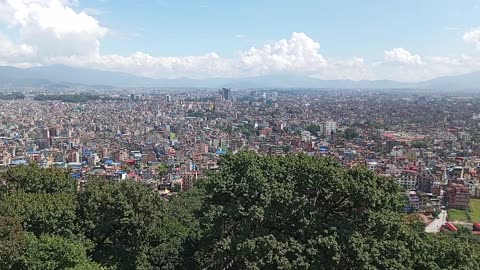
left=0, top=64, right=479, bottom=90
left=420, top=71, right=480, bottom=91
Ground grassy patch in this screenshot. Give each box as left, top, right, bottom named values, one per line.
left=469, top=198, right=480, bottom=222
left=448, top=209, right=469, bottom=222
left=448, top=199, right=480, bottom=222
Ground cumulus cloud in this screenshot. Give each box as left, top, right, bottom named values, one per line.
left=384, top=48, right=422, bottom=64
left=236, top=32, right=327, bottom=76
left=86, top=32, right=328, bottom=79
left=463, top=28, right=480, bottom=49
left=0, top=34, right=35, bottom=61
left=1, top=0, right=480, bottom=81
left=0, top=1, right=333, bottom=79
left=0, top=0, right=107, bottom=61
left=94, top=52, right=233, bottom=79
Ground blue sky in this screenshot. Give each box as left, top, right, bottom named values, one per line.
left=1, top=0, right=480, bottom=81
left=82, top=0, right=480, bottom=58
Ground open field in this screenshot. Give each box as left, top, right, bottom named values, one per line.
left=448, top=198, right=480, bottom=222
left=469, top=198, right=480, bottom=222
left=448, top=209, right=468, bottom=222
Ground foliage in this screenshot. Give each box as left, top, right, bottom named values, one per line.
left=157, top=163, right=169, bottom=178
left=304, top=124, right=321, bottom=136
left=238, top=123, right=255, bottom=138
left=0, top=192, right=78, bottom=238
left=0, top=164, right=76, bottom=195
left=411, top=140, right=429, bottom=149
left=0, top=92, right=26, bottom=100
left=76, top=180, right=164, bottom=269
left=343, top=127, right=359, bottom=140
left=2, top=155, right=480, bottom=269
left=76, top=179, right=201, bottom=269
left=184, top=97, right=215, bottom=102
left=19, top=234, right=103, bottom=270
left=0, top=216, right=26, bottom=269
left=193, top=152, right=480, bottom=269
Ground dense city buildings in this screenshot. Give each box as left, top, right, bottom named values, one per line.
left=2, top=88, right=480, bottom=225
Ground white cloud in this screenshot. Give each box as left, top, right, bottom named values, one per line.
left=464, top=28, right=480, bottom=49
left=0, top=0, right=107, bottom=61
left=1, top=0, right=480, bottom=82
left=235, top=34, right=247, bottom=39
left=0, top=2, right=333, bottom=79
left=236, top=32, right=327, bottom=76
left=85, top=32, right=329, bottom=79
left=384, top=48, right=422, bottom=65
left=94, top=52, right=233, bottom=79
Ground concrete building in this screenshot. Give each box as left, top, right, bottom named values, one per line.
left=447, top=183, right=470, bottom=210
left=323, top=121, right=337, bottom=136
left=417, top=170, right=434, bottom=193
left=398, top=169, right=417, bottom=190
left=221, top=88, right=232, bottom=101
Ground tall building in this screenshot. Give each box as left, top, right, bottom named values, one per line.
left=221, top=88, right=232, bottom=101
left=42, top=128, right=50, bottom=139
left=165, top=95, right=172, bottom=102
left=397, top=169, right=417, bottom=190
left=323, top=121, right=337, bottom=136
left=416, top=170, right=434, bottom=193
left=447, top=183, right=470, bottom=210
left=266, top=91, right=278, bottom=102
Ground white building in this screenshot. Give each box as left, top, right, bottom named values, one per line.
left=323, top=121, right=337, bottom=136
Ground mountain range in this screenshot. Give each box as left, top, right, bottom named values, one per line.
left=0, top=64, right=479, bottom=90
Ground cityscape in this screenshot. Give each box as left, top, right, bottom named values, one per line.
left=3, top=0, right=480, bottom=269
left=2, top=87, right=480, bottom=233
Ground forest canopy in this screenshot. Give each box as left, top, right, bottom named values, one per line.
left=0, top=153, right=479, bottom=269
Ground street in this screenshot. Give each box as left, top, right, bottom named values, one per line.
left=425, top=210, right=447, bottom=233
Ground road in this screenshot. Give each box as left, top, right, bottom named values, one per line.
left=425, top=210, right=447, bottom=233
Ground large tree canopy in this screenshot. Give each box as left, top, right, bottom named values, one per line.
left=1, top=154, right=480, bottom=269
left=19, top=234, right=103, bottom=270
left=0, top=164, right=76, bottom=195
left=0, top=192, right=78, bottom=238
left=76, top=179, right=202, bottom=270
left=193, top=152, right=480, bottom=269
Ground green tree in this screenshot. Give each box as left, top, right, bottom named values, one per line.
left=144, top=188, right=206, bottom=269
left=157, top=163, right=169, bottom=178
left=77, top=180, right=163, bottom=269
left=0, top=216, right=26, bottom=269
left=19, top=234, right=102, bottom=270
left=304, top=124, right=321, bottom=137
left=77, top=179, right=204, bottom=269
left=192, top=152, right=480, bottom=269
left=78, top=179, right=200, bottom=269
left=343, top=127, right=359, bottom=140
left=411, top=141, right=429, bottom=149
left=0, top=192, right=78, bottom=238
left=0, top=164, right=76, bottom=195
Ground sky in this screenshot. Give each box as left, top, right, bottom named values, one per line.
left=1, top=0, right=480, bottom=81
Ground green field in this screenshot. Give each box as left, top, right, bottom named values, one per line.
left=470, top=198, right=480, bottom=222
left=448, top=198, right=480, bottom=222
left=448, top=209, right=469, bottom=222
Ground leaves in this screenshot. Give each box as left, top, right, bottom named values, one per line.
left=1, top=154, right=480, bottom=269
left=20, top=234, right=103, bottom=270
left=194, top=152, right=480, bottom=269
left=0, top=164, right=76, bottom=195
